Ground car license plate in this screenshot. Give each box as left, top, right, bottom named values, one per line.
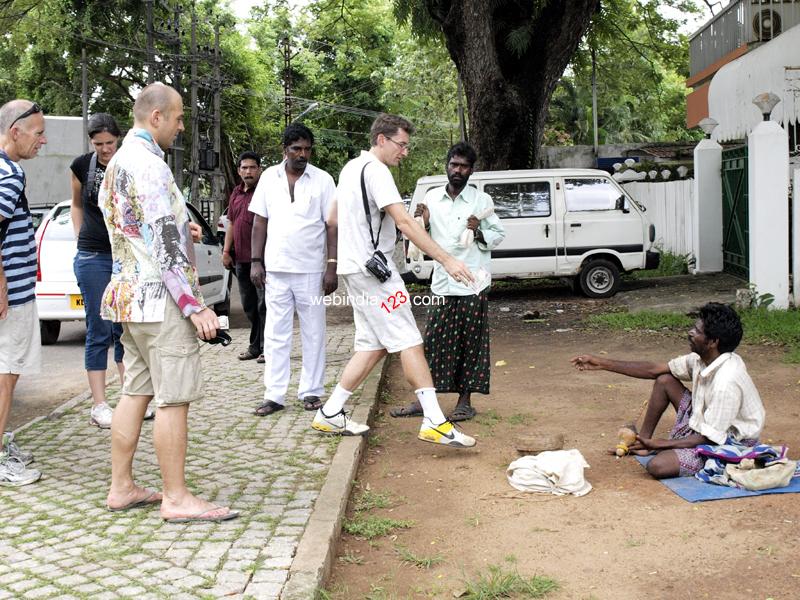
left=70, top=294, right=84, bottom=309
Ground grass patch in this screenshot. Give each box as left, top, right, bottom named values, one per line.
left=506, top=413, right=531, bottom=426
left=344, top=515, right=414, bottom=539
left=338, top=552, right=364, bottom=565
left=630, top=249, right=693, bottom=279
left=586, top=310, right=692, bottom=331
left=474, top=408, right=502, bottom=428
left=588, top=307, right=800, bottom=363
left=353, top=488, right=393, bottom=512
left=394, top=545, right=444, bottom=569
left=462, top=564, right=558, bottom=599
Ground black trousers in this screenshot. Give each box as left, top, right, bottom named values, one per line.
left=235, top=262, right=267, bottom=355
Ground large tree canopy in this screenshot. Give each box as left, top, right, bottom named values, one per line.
left=395, top=0, right=599, bottom=170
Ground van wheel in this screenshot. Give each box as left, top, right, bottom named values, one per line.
left=578, top=259, right=620, bottom=298
left=40, top=320, right=61, bottom=345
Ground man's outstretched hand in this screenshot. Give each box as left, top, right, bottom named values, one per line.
left=571, top=355, right=605, bottom=371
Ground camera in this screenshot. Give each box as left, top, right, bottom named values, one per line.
left=364, top=250, right=391, bottom=283
left=202, top=314, right=232, bottom=346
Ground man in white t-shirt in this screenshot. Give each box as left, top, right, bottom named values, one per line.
left=249, top=123, right=338, bottom=416
left=312, top=113, right=477, bottom=448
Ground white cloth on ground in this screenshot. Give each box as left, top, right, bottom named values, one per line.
left=506, top=450, right=592, bottom=497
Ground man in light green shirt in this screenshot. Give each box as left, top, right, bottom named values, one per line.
left=391, top=142, right=505, bottom=422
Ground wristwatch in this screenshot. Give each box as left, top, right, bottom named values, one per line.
left=251, top=257, right=263, bottom=264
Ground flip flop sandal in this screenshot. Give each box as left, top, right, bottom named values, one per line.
left=107, top=490, right=162, bottom=512
left=389, top=404, right=424, bottom=418
left=302, top=396, right=323, bottom=411
left=448, top=405, right=477, bottom=422
left=254, top=400, right=285, bottom=416
left=163, top=508, right=240, bottom=524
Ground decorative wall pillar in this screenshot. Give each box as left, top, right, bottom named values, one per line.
left=747, top=93, right=790, bottom=309
left=692, top=118, right=723, bottom=273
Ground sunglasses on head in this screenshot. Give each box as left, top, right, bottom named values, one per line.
left=9, top=103, right=42, bottom=129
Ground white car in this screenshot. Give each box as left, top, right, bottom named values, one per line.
left=34, top=200, right=231, bottom=344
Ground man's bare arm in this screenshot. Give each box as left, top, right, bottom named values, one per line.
left=250, top=214, right=267, bottom=288
left=571, top=354, right=671, bottom=379
left=323, top=199, right=338, bottom=296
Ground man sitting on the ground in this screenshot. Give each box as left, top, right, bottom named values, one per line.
left=571, top=302, right=765, bottom=479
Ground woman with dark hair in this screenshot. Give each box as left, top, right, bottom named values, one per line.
left=70, top=113, right=153, bottom=428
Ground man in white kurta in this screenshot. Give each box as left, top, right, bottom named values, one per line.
left=248, top=123, right=338, bottom=416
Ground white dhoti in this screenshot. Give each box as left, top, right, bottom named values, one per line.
left=262, top=271, right=326, bottom=404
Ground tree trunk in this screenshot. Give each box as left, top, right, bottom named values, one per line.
left=428, top=0, right=598, bottom=170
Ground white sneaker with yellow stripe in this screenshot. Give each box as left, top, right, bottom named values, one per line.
left=312, top=408, right=370, bottom=436
left=418, top=418, right=476, bottom=448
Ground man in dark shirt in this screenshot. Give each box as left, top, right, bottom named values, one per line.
left=222, top=151, right=265, bottom=362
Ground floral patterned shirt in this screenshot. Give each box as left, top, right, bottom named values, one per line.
left=100, top=128, right=205, bottom=322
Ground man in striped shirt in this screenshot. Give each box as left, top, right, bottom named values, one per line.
left=0, top=99, right=47, bottom=487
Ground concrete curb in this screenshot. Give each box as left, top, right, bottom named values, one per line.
left=280, top=357, right=388, bottom=600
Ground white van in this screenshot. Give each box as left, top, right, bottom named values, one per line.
left=402, top=168, right=659, bottom=298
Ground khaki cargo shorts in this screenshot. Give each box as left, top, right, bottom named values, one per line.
left=343, top=271, right=423, bottom=354
left=0, top=301, right=41, bottom=375
left=120, top=301, right=203, bottom=406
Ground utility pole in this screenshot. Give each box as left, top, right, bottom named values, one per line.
left=189, top=8, right=200, bottom=208
left=592, top=44, right=599, bottom=158
left=146, top=0, right=184, bottom=185
left=212, top=22, right=224, bottom=224
left=81, top=47, right=88, bottom=153
left=145, top=0, right=155, bottom=84
left=282, top=36, right=293, bottom=126
left=170, top=2, right=184, bottom=189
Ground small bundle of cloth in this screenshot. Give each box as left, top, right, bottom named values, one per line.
left=507, top=449, right=592, bottom=497
left=695, top=443, right=799, bottom=491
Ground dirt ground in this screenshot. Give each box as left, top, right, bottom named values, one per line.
left=327, top=278, right=800, bottom=600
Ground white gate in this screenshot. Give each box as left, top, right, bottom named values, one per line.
left=622, top=180, right=695, bottom=258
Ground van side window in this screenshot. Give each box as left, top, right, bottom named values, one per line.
left=564, top=178, right=620, bottom=211
left=484, top=181, right=550, bottom=219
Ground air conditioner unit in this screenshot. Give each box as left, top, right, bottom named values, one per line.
left=748, top=1, right=800, bottom=44
left=753, top=8, right=781, bottom=40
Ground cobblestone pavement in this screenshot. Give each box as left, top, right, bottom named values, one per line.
left=0, top=324, right=362, bottom=600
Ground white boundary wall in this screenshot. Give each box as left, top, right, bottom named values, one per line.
left=622, top=180, right=695, bottom=258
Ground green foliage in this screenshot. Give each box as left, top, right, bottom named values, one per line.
left=588, top=307, right=800, bottom=363
left=394, top=544, right=444, bottom=569
left=353, top=488, right=393, bottom=512
left=461, top=564, right=558, bottom=599
left=547, top=0, right=705, bottom=145
left=631, top=249, right=694, bottom=279
left=343, top=515, right=413, bottom=539
left=739, top=308, right=800, bottom=362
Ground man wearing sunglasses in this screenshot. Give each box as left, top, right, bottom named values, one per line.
left=0, top=99, right=47, bottom=487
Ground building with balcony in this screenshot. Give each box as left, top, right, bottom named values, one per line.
left=687, top=0, right=800, bottom=147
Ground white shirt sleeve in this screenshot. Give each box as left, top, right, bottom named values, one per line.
left=668, top=353, right=696, bottom=382
left=366, top=162, right=402, bottom=210
left=321, top=173, right=336, bottom=222
left=248, top=175, right=269, bottom=219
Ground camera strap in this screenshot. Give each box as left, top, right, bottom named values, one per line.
left=360, top=163, right=383, bottom=251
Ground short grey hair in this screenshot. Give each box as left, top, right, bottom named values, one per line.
left=0, top=100, right=37, bottom=134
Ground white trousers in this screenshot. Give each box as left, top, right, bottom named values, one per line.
left=263, top=271, right=326, bottom=404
